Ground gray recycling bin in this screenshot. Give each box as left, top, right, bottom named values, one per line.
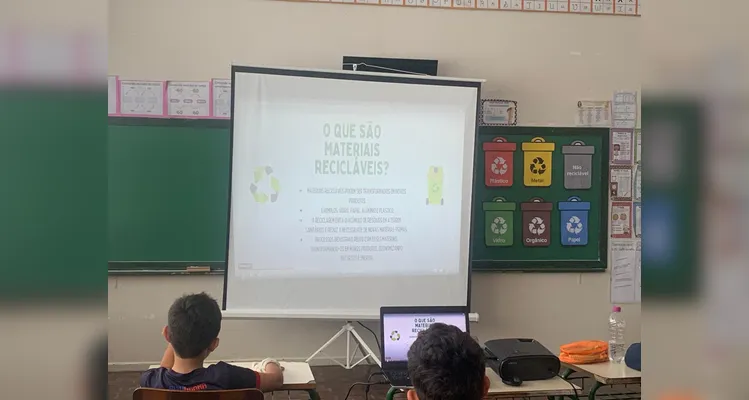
left=562, top=140, right=595, bottom=189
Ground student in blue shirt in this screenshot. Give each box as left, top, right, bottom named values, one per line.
left=140, top=292, right=283, bottom=391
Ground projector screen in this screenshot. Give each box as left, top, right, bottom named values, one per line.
left=223, top=66, right=480, bottom=319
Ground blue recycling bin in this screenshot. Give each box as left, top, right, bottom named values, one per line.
left=558, top=196, right=590, bottom=246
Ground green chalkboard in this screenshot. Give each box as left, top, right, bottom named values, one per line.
left=2, top=89, right=106, bottom=296
left=107, top=119, right=608, bottom=273
left=470, top=126, right=609, bottom=271
left=108, top=118, right=230, bottom=272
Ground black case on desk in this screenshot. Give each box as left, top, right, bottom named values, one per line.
left=484, top=338, right=560, bottom=382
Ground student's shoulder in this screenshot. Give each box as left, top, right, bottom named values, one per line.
left=139, top=367, right=168, bottom=387
left=207, top=361, right=242, bottom=370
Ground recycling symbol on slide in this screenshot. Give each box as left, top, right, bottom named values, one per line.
left=491, top=156, right=509, bottom=175
left=390, top=331, right=401, bottom=341
left=528, top=217, right=546, bottom=235
left=250, top=166, right=280, bottom=203
left=491, top=216, right=508, bottom=235
left=529, top=157, right=547, bottom=175
left=566, top=216, right=584, bottom=234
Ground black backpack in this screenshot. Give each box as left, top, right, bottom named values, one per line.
left=624, top=342, right=641, bottom=371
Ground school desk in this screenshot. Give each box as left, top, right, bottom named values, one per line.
left=385, top=367, right=581, bottom=399
left=148, top=361, right=319, bottom=400
left=560, top=361, right=641, bottom=399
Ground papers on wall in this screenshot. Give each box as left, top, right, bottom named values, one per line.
left=610, top=166, right=633, bottom=201
left=480, top=99, right=517, bottom=126
left=611, top=239, right=641, bottom=303
left=612, top=90, right=637, bottom=129
left=608, top=89, right=640, bottom=304
left=635, top=240, right=641, bottom=301
left=611, top=201, right=633, bottom=238
left=110, top=78, right=230, bottom=119
left=108, top=75, right=118, bottom=115
left=297, top=0, right=642, bottom=15
left=119, top=80, right=166, bottom=117
left=166, top=81, right=211, bottom=118
left=633, top=164, right=641, bottom=201
left=211, top=79, right=231, bottom=119
left=576, top=100, right=611, bottom=127
left=610, top=129, right=634, bottom=164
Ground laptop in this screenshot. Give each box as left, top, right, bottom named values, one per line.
left=379, top=306, right=470, bottom=387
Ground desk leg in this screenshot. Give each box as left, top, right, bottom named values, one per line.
left=587, top=381, right=603, bottom=400
left=556, top=368, right=578, bottom=400
left=386, top=386, right=400, bottom=400
left=306, top=389, right=321, bottom=400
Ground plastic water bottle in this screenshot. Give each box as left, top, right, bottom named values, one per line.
left=608, top=306, right=626, bottom=363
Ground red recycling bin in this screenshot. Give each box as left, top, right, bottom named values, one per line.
left=483, top=137, right=517, bottom=187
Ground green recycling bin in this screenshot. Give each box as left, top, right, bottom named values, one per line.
left=483, top=197, right=516, bottom=247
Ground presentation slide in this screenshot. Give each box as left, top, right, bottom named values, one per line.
left=382, top=313, right=468, bottom=362
left=225, top=68, right=479, bottom=317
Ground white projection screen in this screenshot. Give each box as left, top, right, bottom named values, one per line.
left=223, top=66, right=481, bottom=319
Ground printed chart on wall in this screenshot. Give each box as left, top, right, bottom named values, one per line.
left=471, top=126, right=610, bottom=271
left=290, top=0, right=641, bottom=16
left=107, top=76, right=233, bottom=120
left=166, top=81, right=210, bottom=118
left=119, top=80, right=165, bottom=117
left=610, top=239, right=640, bottom=303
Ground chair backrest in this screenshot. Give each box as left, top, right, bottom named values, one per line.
left=133, top=388, right=264, bottom=400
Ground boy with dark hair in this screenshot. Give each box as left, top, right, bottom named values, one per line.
left=406, top=323, right=490, bottom=400
left=140, top=292, right=284, bottom=391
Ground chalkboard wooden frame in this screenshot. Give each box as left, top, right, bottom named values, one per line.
left=470, top=126, right=610, bottom=272
left=107, top=262, right=225, bottom=275
left=108, top=117, right=230, bottom=130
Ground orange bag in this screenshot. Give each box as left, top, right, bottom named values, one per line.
left=559, top=340, right=609, bottom=364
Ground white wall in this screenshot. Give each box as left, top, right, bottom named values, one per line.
left=108, top=0, right=641, bottom=368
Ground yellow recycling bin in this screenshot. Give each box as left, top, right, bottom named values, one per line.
left=522, top=137, right=555, bottom=187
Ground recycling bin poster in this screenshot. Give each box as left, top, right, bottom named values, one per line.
left=470, top=127, right=610, bottom=271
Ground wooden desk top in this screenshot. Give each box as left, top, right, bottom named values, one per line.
left=147, top=361, right=316, bottom=391
left=561, top=361, right=641, bottom=385
left=486, top=368, right=580, bottom=398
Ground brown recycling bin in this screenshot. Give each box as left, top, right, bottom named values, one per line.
left=521, top=197, right=553, bottom=247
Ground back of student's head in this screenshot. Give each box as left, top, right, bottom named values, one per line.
left=167, top=292, right=222, bottom=358
left=407, top=323, right=487, bottom=400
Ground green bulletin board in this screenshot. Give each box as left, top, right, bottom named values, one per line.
left=470, top=126, right=610, bottom=271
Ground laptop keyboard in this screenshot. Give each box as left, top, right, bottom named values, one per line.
left=387, top=370, right=410, bottom=382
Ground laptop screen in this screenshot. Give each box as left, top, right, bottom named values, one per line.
left=381, top=312, right=468, bottom=363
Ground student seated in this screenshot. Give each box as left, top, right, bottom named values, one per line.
left=140, top=292, right=284, bottom=391
left=407, top=323, right=490, bottom=400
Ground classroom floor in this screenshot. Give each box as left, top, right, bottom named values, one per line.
left=108, top=365, right=640, bottom=400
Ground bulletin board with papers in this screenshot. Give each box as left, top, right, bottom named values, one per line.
left=608, top=91, right=641, bottom=303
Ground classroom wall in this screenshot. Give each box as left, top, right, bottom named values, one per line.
left=108, top=0, right=641, bottom=368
